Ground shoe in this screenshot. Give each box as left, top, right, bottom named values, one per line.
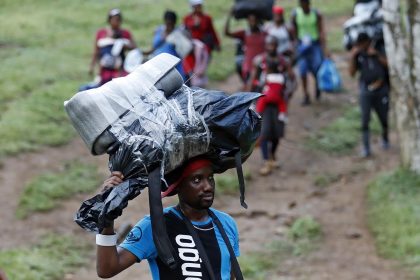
left=315, top=88, right=321, bottom=101
left=269, top=160, right=280, bottom=169
left=259, top=161, right=272, bottom=176
left=360, top=149, right=371, bottom=158
left=301, top=96, right=311, bottom=106
left=382, top=139, right=390, bottom=150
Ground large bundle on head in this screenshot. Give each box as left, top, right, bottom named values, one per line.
left=343, top=0, right=383, bottom=50
left=64, top=53, right=261, bottom=268
left=233, top=0, right=274, bottom=20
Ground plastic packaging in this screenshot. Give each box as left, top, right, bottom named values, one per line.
left=317, top=59, right=342, bottom=93
left=233, top=0, right=274, bottom=20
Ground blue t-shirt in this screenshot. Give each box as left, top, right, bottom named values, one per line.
left=119, top=206, right=240, bottom=280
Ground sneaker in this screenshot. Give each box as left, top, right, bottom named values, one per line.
left=360, top=149, right=371, bottom=158
left=315, top=88, right=321, bottom=101
left=301, top=96, right=311, bottom=106
left=382, top=139, right=390, bottom=150
left=259, top=161, right=272, bottom=176
left=269, top=160, right=281, bottom=169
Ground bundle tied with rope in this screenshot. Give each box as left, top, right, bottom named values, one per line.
left=64, top=53, right=261, bottom=270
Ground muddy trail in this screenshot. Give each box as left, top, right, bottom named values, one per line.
left=0, top=57, right=413, bottom=280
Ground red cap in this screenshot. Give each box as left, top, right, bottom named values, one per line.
left=273, top=6, right=284, bottom=15
left=161, top=158, right=212, bottom=198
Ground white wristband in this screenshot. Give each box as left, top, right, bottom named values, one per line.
left=96, top=234, right=118, bottom=246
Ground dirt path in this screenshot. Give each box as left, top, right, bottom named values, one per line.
left=0, top=58, right=413, bottom=279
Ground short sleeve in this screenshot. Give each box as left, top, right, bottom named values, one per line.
left=231, top=30, right=246, bottom=41
left=118, top=216, right=157, bottom=262
left=231, top=218, right=240, bottom=257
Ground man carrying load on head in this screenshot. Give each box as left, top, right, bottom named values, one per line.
left=96, top=157, right=241, bottom=280
left=183, top=0, right=221, bottom=55
left=88, top=9, right=136, bottom=88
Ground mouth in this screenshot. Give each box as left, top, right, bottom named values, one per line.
left=201, top=193, right=214, bottom=201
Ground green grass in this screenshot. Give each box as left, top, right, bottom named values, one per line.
left=368, top=168, right=420, bottom=277
left=0, top=234, right=92, bottom=280
left=239, top=216, right=322, bottom=279
left=306, top=106, right=381, bottom=155
left=215, top=169, right=252, bottom=195
left=17, top=160, right=101, bottom=219
left=313, top=172, right=341, bottom=187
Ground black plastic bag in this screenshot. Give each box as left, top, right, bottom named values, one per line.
left=233, top=0, right=274, bottom=20
left=74, top=179, right=144, bottom=233
left=75, top=87, right=261, bottom=233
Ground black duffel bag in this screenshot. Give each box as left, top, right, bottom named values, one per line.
left=233, top=0, right=274, bottom=20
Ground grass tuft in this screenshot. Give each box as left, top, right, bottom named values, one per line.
left=368, top=168, right=420, bottom=276
left=215, top=170, right=252, bottom=195
left=0, top=234, right=92, bottom=280
left=16, top=160, right=101, bottom=219
left=288, top=216, right=322, bottom=256
left=306, top=106, right=381, bottom=155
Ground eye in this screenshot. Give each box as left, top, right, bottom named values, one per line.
left=192, top=176, right=201, bottom=184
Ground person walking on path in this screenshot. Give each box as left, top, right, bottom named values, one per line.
left=95, top=157, right=242, bottom=280
left=291, top=0, right=328, bottom=105
left=349, top=32, right=390, bottom=158
left=248, top=36, right=293, bottom=175
left=147, top=10, right=187, bottom=80
left=183, top=0, right=221, bottom=55
left=88, top=9, right=136, bottom=87
left=225, top=9, right=267, bottom=87
left=264, top=5, right=295, bottom=61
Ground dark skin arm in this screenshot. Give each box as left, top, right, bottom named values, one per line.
left=224, top=9, right=236, bottom=38
left=96, top=171, right=138, bottom=278
left=349, top=46, right=359, bottom=77
left=367, top=46, right=388, bottom=68
left=317, top=13, right=329, bottom=57
left=89, top=40, right=99, bottom=77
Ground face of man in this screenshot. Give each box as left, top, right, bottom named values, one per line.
left=193, top=4, right=203, bottom=13
left=300, top=0, right=310, bottom=12
left=165, top=19, right=175, bottom=32
left=266, top=41, right=278, bottom=56
left=273, top=13, right=284, bottom=24
left=109, top=15, right=121, bottom=30
left=178, top=166, right=215, bottom=210
left=248, top=14, right=259, bottom=30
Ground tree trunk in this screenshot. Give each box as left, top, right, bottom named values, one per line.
left=382, top=0, right=420, bottom=172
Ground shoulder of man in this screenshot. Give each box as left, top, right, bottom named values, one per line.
left=210, top=208, right=238, bottom=230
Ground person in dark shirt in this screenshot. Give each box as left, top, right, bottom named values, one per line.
left=349, top=32, right=390, bottom=157
left=95, top=158, right=240, bottom=279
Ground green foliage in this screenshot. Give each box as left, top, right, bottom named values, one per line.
left=215, top=170, right=252, bottom=195
left=307, top=106, right=381, bottom=155
left=239, top=241, right=293, bottom=279
left=288, top=216, right=322, bottom=256
left=17, top=161, right=101, bottom=219
left=313, top=172, right=341, bottom=187
left=368, top=168, right=420, bottom=276
left=0, top=234, right=92, bottom=280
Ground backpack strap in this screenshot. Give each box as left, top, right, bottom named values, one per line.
left=148, top=168, right=177, bottom=270
left=235, top=151, right=248, bottom=209
left=176, top=206, right=217, bottom=280
left=208, top=210, right=244, bottom=280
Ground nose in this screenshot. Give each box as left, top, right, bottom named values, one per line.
left=203, top=178, right=214, bottom=192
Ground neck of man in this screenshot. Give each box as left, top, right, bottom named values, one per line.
left=178, top=203, right=209, bottom=222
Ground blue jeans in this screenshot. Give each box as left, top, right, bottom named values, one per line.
left=297, top=41, right=323, bottom=77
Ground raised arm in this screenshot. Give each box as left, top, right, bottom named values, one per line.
left=96, top=172, right=137, bottom=278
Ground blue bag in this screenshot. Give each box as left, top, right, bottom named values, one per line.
left=317, top=59, right=342, bottom=93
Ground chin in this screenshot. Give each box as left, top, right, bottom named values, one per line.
left=200, top=200, right=214, bottom=209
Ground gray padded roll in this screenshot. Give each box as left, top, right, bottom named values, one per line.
left=64, top=53, right=183, bottom=155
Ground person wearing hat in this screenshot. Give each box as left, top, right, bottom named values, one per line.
left=183, top=0, right=221, bottom=55
left=349, top=32, right=390, bottom=157
left=225, top=9, right=267, bottom=86
left=291, top=0, right=328, bottom=105
left=264, top=6, right=295, bottom=60
left=96, top=157, right=241, bottom=279
left=88, top=8, right=136, bottom=86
